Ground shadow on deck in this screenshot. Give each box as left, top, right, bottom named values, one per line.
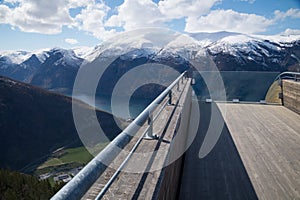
left=179, top=101, right=258, bottom=200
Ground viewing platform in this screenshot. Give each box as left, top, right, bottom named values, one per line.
left=217, top=103, right=300, bottom=199
left=52, top=71, right=193, bottom=200
left=180, top=77, right=300, bottom=200
left=52, top=72, right=300, bottom=200
left=81, top=77, right=192, bottom=199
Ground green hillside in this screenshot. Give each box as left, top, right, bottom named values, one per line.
left=0, top=169, right=63, bottom=200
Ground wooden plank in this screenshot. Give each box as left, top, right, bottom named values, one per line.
left=283, top=80, right=300, bottom=115
left=179, top=102, right=258, bottom=200
left=217, top=103, right=300, bottom=200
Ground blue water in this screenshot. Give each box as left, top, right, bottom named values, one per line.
left=192, top=71, right=280, bottom=101
left=74, top=71, right=280, bottom=119
left=74, top=94, right=152, bottom=119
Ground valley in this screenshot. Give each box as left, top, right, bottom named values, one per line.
left=0, top=30, right=299, bottom=198
left=0, top=76, right=124, bottom=182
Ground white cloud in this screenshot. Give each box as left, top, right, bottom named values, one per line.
left=105, top=0, right=299, bottom=35
left=274, top=8, right=300, bottom=21
left=239, top=0, right=256, bottom=4
left=0, top=5, right=10, bottom=22
left=158, top=0, right=219, bottom=19
left=65, top=38, right=78, bottom=45
left=106, top=0, right=165, bottom=31
left=0, top=0, right=113, bottom=38
left=68, top=0, right=93, bottom=8
left=105, top=1, right=300, bottom=35
left=3, top=0, right=20, bottom=4
left=0, top=0, right=73, bottom=34
left=281, top=28, right=300, bottom=36
left=1, top=0, right=299, bottom=39
left=185, top=9, right=274, bottom=34
left=74, top=3, right=115, bottom=39
left=105, top=15, right=122, bottom=27
left=106, top=0, right=220, bottom=31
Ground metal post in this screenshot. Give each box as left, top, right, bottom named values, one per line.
left=148, top=113, right=153, bottom=137
left=191, top=78, right=195, bottom=85
left=177, top=82, right=180, bottom=91
left=168, top=91, right=172, bottom=105
left=144, top=112, right=158, bottom=140
left=280, top=77, right=284, bottom=106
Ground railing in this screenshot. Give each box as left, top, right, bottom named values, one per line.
left=275, top=71, right=300, bottom=83
left=273, top=71, right=300, bottom=106
left=51, top=71, right=188, bottom=200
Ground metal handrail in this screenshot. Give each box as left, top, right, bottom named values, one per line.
left=51, top=71, right=187, bottom=200
left=96, top=75, right=189, bottom=199
left=275, top=71, right=300, bottom=82
left=272, top=71, right=300, bottom=106
left=95, top=88, right=182, bottom=199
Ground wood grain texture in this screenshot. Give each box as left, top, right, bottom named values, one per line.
left=179, top=102, right=258, bottom=200
left=217, top=103, right=300, bottom=200
left=283, top=80, right=300, bottom=115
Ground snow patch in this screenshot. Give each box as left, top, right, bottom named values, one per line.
left=0, top=50, right=31, bottom=64
left=73, top=46, right=95, bottom=59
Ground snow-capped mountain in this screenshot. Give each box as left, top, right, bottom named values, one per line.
left=0, top=49, right=51, bottom=67
left=80, top=31, right=300, bottom=71
left=203, top=33, right=300, bottom=71
left=0, top=48, right=83, bottom=69
left=0, top=48, right=84, bottom=94
left=0, top=31, right=299, bottom=95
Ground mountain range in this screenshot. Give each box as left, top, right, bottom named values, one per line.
left=0, top=31, right=299, bottom=97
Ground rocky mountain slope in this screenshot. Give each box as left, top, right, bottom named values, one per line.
left=0, top=76, right=122, bottom=172
left=0, top=48, right=84, bottom=94
left=205, top=33, right=300, bottom=71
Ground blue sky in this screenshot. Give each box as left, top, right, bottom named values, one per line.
left=0, top=0, right=299, bottom=51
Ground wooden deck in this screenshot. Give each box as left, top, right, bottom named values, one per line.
left=179, top=102, right=258, bottom=200
left=217, top=103, right=300, bottom=200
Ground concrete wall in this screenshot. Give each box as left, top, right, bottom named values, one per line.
left=156, top=83, right=193, bottom=200
left=283, top=80, right=300, bottom=115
